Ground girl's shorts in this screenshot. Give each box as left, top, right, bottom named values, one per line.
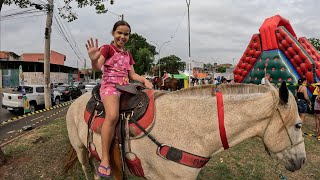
left=100, top=84, right=121, bottom=101
left=297, top=99, right=308, bottom=113
left=99, top=76, right=129, bottom=101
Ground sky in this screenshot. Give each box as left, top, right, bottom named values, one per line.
left=1, top=0, right=319, bottom=69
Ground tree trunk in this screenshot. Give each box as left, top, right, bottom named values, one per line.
left=0, top=0, right=4, bottom=12
left=0, top=147, right=7, bottom=165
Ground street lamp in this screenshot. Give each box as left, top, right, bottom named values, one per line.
left=150, top=40, right=170, bottom=77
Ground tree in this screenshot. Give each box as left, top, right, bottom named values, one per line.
left=125, top=33, right=156, bottom=75
left=134, top=48, right=154, bottom=75
left=157, top=55, right=185, bottom=75
left=204, top=63, right=214, bottom=71
left=217, top=66, right=227, bottom=73
left=308, top=38, right=320, bottom=52
left=1, top=0, right=110, bottom=22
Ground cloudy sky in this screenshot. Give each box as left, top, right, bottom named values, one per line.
left=1, top=0, right=319, bottom=69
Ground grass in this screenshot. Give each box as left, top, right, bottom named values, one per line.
left=0, top=116, right=319, bottom=180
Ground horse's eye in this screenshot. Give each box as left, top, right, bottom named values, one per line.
left=295, top=123, right=302, bottom=129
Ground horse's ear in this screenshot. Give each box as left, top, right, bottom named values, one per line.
left=265, top=79, right=276, bottom=91
left=279, top=81, right=289, bottom=104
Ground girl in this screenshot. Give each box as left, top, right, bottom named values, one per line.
left=85, top=20, right=153, bottom=177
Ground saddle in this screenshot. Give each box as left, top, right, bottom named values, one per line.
left=164, top=78, right=171, bottom=83
left=86, top=83, right=149, bottom=125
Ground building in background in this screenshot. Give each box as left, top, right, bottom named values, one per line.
left=0, top=50, right=78, bottom=88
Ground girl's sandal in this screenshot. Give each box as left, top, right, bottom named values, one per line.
left=97, top=165, right=112, bottom=178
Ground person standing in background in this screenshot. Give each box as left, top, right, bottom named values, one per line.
left=312, top=83, right=320, bottom=141
left=296, top=78, right=311, bottom=121
left=261, top=73, right=271, bottom=85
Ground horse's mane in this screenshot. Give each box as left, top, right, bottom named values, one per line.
left=166, top=83, right=271, bottom=97
left=217, top=83, right=270, bottom=94
left=168, top=85, right=215, bottom=96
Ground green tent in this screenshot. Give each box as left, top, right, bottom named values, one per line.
left=172, top=74, right=188, bottom=80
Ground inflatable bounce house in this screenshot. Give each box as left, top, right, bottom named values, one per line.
left=233, top=15, right=320, bottom=94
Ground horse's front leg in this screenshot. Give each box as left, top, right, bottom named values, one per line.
left=89, top=157, right=101, bottom=180
left=74, top=146, right=92, bottom=180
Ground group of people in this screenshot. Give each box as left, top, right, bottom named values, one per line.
left=295, top=78, right=320, bottom=141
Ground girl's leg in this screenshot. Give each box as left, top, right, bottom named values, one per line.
left=317, top=115, right=320, bottom=137
left=316, top=114, right=319, bottom=132
left=98, top=95, right=120, bottom=176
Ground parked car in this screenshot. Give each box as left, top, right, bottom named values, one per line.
left=85, top=82, right=100, bottom=92
left=73, top=81, right=85, bottom=89
left=52, top=82, right=64, bottom=88
left=53, top=85, right=82, bottom=104
left=2, top=85, right=46, bottom=114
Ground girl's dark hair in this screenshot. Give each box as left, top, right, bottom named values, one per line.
left=298, top=78, right=306, bottom=85
left=112, top=20, right=131, bottom=33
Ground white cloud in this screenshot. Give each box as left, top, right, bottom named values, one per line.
left=1, top=0, right=319, bottom=69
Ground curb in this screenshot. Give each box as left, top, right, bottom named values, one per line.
left=0, top=101, right=73, bottom=127
left=304, top=132, right=317, bottom=138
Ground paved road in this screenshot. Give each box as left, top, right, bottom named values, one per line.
left=0, top=102, right=70, bottom=146
left=0, top=93, right=15, bottom=123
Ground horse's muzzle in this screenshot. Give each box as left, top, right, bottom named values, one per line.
left=285, top=156, right=306, bottom=172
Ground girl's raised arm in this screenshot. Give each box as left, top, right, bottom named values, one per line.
left=85, top=38, right=105, bottom=70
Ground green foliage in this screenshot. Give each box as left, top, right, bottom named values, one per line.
left=133, top=48, right=154, bottom=75
left=125, top=33, right=156, bottom=75
left=217, top=66, right=227, bottom=73
left=308, top=38, right=320, bottom=51
left=204, top=63, right=214, bottom=70
left=158, top=55, right=185, bottom=75
left=2, top=0, right=110, bottom=22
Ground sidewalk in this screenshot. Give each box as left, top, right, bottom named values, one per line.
left=0, top=88, right=12, bottom=93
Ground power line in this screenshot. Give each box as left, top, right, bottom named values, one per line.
left=52, top=7, right=85, bottom=67
left=170, top=8, right=187, bottom=40
left=0, top=8, right=45, bottom=21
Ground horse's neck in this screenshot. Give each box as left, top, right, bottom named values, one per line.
left=212, top=93, right=276, bottom=154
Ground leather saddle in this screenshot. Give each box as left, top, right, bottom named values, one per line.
left=164, top=78, right=171, bottom=83
left=85, top=83, right=153, bottom=179
left=86, top=83, right=149, bottom=124
left=84, top=83, right=156, bottom=137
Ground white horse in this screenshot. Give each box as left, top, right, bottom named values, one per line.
left=65, top=80, right=306, bottom=179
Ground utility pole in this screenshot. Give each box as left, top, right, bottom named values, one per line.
left=44, top=0, right=53, bottom=108
left=186, top=0, right=191, bottom=58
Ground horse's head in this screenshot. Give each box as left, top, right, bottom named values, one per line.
left=263, top=80, right=306, bottom=172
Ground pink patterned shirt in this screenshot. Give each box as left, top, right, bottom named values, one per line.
left=100, top=44, right=135, bottom=85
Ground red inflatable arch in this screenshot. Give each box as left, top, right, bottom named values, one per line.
left=259, top=15, right=297, bottom=51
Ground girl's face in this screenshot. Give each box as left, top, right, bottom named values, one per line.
left=112, top=25, right=130, bottom=49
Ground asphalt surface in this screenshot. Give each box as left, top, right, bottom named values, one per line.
left=0, top=93, right=15, bottom=123
left=0, top=101, right=71, bottom=147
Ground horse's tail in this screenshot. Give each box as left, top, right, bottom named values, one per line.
left=64, top=144, right=78, bottom=174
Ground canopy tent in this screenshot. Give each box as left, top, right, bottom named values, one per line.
left=173, top=74, right=188, bottom=80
